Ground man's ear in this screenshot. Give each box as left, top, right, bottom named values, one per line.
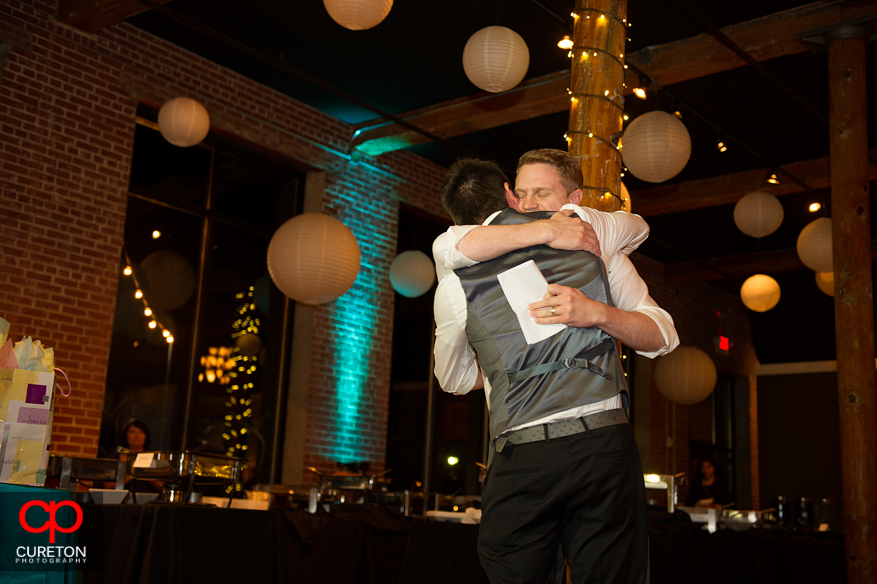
left=568, top=188, right=584, bottom=206
left=504, top=183, right=521, bottom=211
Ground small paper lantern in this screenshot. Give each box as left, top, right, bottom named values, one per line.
left=158, top=97, right=210, bottom=147
left=621, top=111, right=691, bottom=183
left=654, top=346, right=717, bottom=406
left=619, top=182, right=632, bottom=213
left=797, top=217, right=833, bottom=272
left=140, top=250, right=197, bottom=311
left=235, top=333, right=262, bottom=357
left=815, top=271, right=834, bottom=297
left=734, top=191, right=784, bottom=238
left=463, top=26, right=530, bottom=93
left=323, top=0, right=393, bottom=30
left=740, top=274, right=781, bottom=312
left=390, top=250, right=435, bottom=298
left=267, top=213, right=361, bottom=305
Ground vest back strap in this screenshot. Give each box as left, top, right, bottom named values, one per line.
left=507, top=339, right=616, bottom=384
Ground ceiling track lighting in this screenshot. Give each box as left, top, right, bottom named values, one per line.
left=766, top=171, right=780, bottom=185
left=717, top=138, right=728, bottom=153
left=557, top=34, right=573, bottom=49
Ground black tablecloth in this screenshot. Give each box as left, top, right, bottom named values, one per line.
left=76, top=504, right=845, bottom=584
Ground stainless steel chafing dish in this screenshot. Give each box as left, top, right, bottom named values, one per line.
left=46, top=455, right=128, bottom=490
left=129, top=451, right=242, bottom=483
left=129, top=451, right=243, bottom=503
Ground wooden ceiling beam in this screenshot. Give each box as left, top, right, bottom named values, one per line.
left=633, top=148, right=877, bottom=217
left=57, top=0, right=171, bottom=33
left=663, top=242, right=877, bottom=283
left=353, top=2, right=877, bottom=156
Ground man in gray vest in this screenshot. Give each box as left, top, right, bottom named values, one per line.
left=434, top=157, right=672, bottom=583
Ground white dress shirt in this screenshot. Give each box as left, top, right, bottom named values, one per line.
left=432, top=205, right=679, bottom=432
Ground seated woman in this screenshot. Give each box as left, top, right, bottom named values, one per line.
left=685, top=455, right=731, bottom=508
left=112, top=419, right=161, bottom=492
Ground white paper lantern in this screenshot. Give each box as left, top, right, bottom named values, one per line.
left=463, top=26, right=530, bottom=93
left=235, top=333, right=262, bottom=357
left=267, top=213, right=361, bottom=305
left=140, top=250, right=196, bottom=311
left=734, top=191, right=784, bottom=238
left=654, top=346, right=717, bottom=406
left=815, top=271, right=834, bottom=297
left=797, top=217, right=833, bottom=272
left=740, top=274, right=781, bottom=312
left=621, top=111, right=691, bottom=183
left=323, top=0, right=393, bottom=30
left=390, top=250, right=435, bottom=298
left=158, top=97, right=210, bottom=147
left=619, top=182, right=632, bottom=213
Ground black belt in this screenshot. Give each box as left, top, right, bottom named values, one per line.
left=495, top=408, right=628, bottom=452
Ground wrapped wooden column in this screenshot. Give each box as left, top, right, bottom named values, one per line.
left=567, top=0, right=627, bottom=211
left=827, top=26, right=877, bottom=584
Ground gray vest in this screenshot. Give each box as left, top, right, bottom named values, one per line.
left=455, top=208, right=629, bottom=451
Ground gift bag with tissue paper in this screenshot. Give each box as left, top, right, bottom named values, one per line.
left=0, top=318, right=58, bottom=486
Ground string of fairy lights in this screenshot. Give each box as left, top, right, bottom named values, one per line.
left=121, top=247, right=174, bottom=345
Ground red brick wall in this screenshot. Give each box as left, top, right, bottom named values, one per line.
left=0, top=0, right=448, bottom=469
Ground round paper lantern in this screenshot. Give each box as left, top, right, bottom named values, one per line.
left=654, top=346, right=717, bottom=406
left=267, top=213, right=361, bottom=305
left=140, top=250, right=196, bottom=311
left=235, top=333, right=262, bottom=357
left=815, top=271, right=834, bottom=297
left=158, top=97, right=210, bottom=147
left=462, top=26, right=530, bottom=93
left=619, top=182, right=632, bottom=213
left=797, top=217, right=833, bottom=272
left=621, top=111, right=691, bottom=183
left=734, top=191, right=784, bottom=238
left=740, top=274, right=781, bottom=312
left=390, top=250, right=435, bottom=298
left=323, top=0, right=393, bottom=30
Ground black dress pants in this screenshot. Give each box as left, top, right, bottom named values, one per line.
left=477, top=422, right=648, bottom=584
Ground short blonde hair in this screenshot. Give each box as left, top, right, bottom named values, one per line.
left=516, top=149, right=583, bottom=195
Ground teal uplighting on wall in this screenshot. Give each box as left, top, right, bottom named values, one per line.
left=328, top=279, right=378, bottom=463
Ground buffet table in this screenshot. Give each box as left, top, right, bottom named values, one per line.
left=1, top=487, right=847, bottom=584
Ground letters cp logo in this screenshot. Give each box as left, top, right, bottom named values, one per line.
left=19, top=500, right=83, bottom=544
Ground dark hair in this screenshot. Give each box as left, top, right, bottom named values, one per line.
left=120, top=419, right=151, bottom=450
left=441, top=158, right=510, bottom=225
left=695, top=454, right=727, bottom=482
left=517, top=148, right=584, bottom=194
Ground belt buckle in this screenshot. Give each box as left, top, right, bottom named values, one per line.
left=563, top=358, right=576, bottom=369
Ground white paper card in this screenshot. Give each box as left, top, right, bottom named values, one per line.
left=496, top=260, right=566, bottom=345
left=133, top=452, right=156, bottom=468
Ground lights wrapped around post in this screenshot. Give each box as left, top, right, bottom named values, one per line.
left=796, top=217, right=833, bottom=272
left=322, top=0, right=393, bottom=30
left=733, top=191, right=784, bottom=238
left=619, top=182, right=632, bottom=213
left=567, top=1, right=627, bottom=211
left=462, top=26, right=530, bottom=93
left=654, top=346, right=717, bottom=406
left=621, top=111, right=691, bottom=183
left=740, top=274, right=781, bottom=312
left=158, top=97, right=210, bottom=147
left=267, top=213, right=361, bottom=305
left=389, top=250, right=435, bottom=298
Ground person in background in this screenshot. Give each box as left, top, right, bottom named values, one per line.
left=119, top=419, right=151, bottom=453
left=685, top=454, right=731, bottom=508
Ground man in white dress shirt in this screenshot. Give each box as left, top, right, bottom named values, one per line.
left=432, top=152, right=678, bottom=584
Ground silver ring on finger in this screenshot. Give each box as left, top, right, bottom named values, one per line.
left=550, top=308, right=556, bottom=316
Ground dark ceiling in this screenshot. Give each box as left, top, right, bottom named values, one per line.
left=108, top=0, right=877, bottom=364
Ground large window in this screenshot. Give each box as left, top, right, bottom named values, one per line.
left=103, top=109, right=302, bottom=486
